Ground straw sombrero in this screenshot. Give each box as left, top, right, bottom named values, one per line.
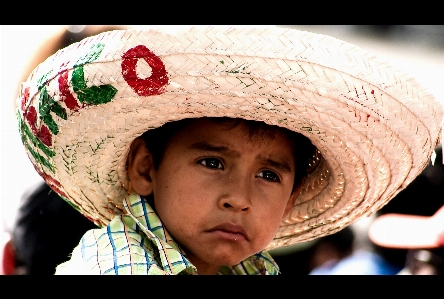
left=16, top=26, right=444, bottom=250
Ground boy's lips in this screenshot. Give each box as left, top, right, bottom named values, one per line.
left=206, top=223, right=249, bottom=241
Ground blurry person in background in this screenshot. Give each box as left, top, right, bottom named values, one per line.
left=369, top=144, right=444, bottom=275
left=1, top=25, right=126, bottom=275
left=307, top=225, right=402, bottom=275
left=1, top=182, right=97, bottom=275
left=307, top=226, right=355, bottom=274
left=268, top=239, right=317, bottom=275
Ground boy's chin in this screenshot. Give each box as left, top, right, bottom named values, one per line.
left=180, top=235, right=272, bottom=273
left=205, top=247, right=259, bottom=267
left=211, top=256, right=249, bottom=273
left=216, top=254, right=249, bottom=266
left=188, top=246, right=256, bottom=273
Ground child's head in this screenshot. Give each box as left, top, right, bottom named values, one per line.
left=16, top=26, right=443, bottom=268
left=126, top=117, right=315, bottom=272
left=136, top=117, right=316, bottom=191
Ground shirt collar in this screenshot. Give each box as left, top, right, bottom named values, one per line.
left=123, top=193, right=196, bottom=274
left=122, top=193, right=280, bottom=275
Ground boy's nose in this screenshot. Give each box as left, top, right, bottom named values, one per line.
left=218, top=174, right=252, bottom=212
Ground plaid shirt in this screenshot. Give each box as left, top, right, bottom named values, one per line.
left=55, top=193, right=280, bottom=275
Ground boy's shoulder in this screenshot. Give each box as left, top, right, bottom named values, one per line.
left=56, top=200, right=195, bottom=275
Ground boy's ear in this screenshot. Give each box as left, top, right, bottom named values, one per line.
left=126, top=136, right=155, bottom=196
left=283, top=178, right=305, bottom=219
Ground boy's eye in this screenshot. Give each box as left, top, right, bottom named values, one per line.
left=257, top=170, right=280, bottom=182
left=199, top=158, right=224, bottom=170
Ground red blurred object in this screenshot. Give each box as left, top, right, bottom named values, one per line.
left=1, top=238, right=16, bottom=275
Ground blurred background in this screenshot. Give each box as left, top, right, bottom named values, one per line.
left=1, top=25, right=444, bottom=274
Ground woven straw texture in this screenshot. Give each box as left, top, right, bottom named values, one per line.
left=16, top=26, right=443, bottom=250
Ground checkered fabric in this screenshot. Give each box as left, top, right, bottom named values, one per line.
left=55, top=193, right=279, bottom=275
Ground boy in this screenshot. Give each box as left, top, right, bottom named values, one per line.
left=16, top=26, right=443, bottom=274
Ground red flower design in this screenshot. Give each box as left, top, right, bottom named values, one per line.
left=21, top=86, right=30, bottom=112
left=59, top=71, right=81, bottom=111
left=25, top=106, right=38, bottom=135
left=34, top=166, right=68, bottom=199
left=37, top=125, right=52, bottom=147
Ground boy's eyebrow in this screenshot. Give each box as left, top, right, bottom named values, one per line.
left=188, top=142, right=241, bottom=158
left=188, top=141, right=293, bottom=173
left=259, top=157, right=293, bottom=173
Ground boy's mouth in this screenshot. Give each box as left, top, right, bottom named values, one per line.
left=206, top=223, right=248, bottom=241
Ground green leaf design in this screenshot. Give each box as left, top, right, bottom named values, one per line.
left=51, top=102, right=68, bottom=120
left=72, top=67, right=88, bottom=91
left=38, top=87, right=65, bottom=135
left=72, top=66, right=117, bottom=105
left=18, top=112, right=55, bottom=172
left=75, top=43, right=105, bottom=66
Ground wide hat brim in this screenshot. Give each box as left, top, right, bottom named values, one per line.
left=369, top=206, right=444, bottom=249
left=17, top=26, right=443, bottom=250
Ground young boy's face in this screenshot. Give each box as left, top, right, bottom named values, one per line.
left=129, top=118, right=301, bottom=274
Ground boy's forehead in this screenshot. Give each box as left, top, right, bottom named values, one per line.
left=181, top=117, right=292, bottom=141
left=171, top=118, right=296, bottom=157
left=161, top=118, right=296, bottom=173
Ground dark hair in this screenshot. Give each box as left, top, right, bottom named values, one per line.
left=11, top=182, right=97, bottom=274
left=141, top=117, right=317, bottom=193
